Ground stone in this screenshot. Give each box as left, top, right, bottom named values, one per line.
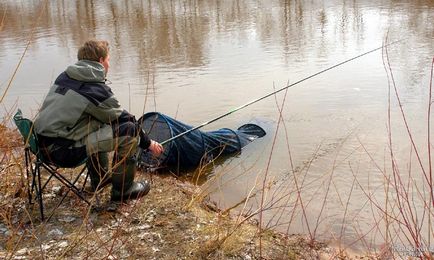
left=48, top=228, right=64, bottom=238
left=58, top=241, right=68, bottom=248
left=58, top=216, right=76, bottom=223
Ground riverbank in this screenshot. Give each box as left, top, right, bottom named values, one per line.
left=0, top=124, right=355, bottom=259
left=0, top=176, right=332, bottom=259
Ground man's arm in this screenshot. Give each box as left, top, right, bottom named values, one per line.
left=84, top=94, right=124, bottom=124
left=83, top=83, right=163, bottom=155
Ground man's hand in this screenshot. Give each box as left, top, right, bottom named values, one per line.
left=148, top=140, right=164, bottom=156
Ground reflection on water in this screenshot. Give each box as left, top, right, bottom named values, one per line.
left=1, top=0, right=434, bottom=253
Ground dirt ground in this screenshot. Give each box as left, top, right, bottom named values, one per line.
left=0, top=163, right=353, bottom=260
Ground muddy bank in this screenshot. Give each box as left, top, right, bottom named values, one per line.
left=0, top=169, right=338, bottom=259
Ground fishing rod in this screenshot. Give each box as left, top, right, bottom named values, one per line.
left=158, top=39, right=402, bottom=146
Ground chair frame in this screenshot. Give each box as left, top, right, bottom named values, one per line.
left=14, top=109, right=90, bottom=221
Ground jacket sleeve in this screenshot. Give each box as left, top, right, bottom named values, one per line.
left=117, top=110, right=152, bottom=149
left=83, top=83, right=152, bottom=147
left=84, top=94, right=124, bottom=124
left=139, top=129, right=151, bottom=149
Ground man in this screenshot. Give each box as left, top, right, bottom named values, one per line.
left=34, top=40, right=163, bottom=201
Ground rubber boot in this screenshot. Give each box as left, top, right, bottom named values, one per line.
left=87, top=152, right=111, bottom=192
left=111, top=157, right=150, bottom=202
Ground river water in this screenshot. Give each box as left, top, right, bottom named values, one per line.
left=1, top=0, right=434, bottom=253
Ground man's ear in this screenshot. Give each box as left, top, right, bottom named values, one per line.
left=99, top=57, right=104, bottom=63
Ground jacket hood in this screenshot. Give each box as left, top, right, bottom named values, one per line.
left=65, top=60, right=106, bottom=82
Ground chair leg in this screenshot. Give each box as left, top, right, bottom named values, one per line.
left=36, top=163, right=45, bottom=221
left=25, top=151, right=45, bottom=221
left=28, top=161, right=92, bottom=222
left=46, top=168, right=88, bottom=222
left=44, top=165, right=90, bottom=204
left=41, top=172, right=54, bottom=191
left=25, top=149, right=33, bottom=205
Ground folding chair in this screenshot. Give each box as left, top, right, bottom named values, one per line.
left=13, top=109, right=90, bottom=221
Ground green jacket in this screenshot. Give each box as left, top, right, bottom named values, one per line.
left=35, top=60, right=128, bottom=141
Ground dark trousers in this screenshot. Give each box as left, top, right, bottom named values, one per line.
left=39, top=121, right=138, bottom=167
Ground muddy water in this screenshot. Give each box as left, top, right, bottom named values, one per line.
left=1, top=0, right=434, bottom=252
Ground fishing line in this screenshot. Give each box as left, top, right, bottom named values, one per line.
left=157, top=39, right=402, bottom=146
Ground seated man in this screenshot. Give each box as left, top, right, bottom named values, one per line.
left=34, top=39, right=163, bottom=201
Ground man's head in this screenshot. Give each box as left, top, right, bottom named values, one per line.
left=77, top=40, right=110, bottom=74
